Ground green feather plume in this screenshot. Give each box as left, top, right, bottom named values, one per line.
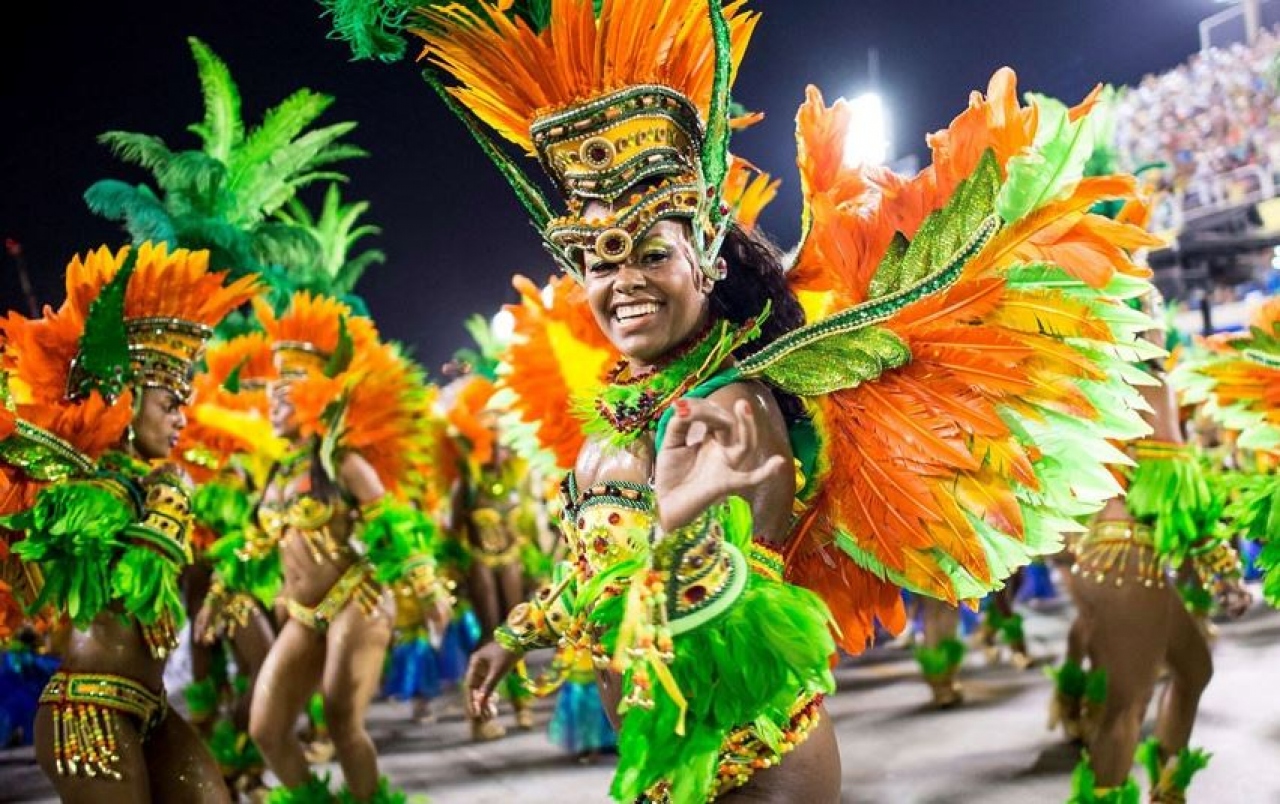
left=3, top=480, right=136, bottom=626
left=265, top=773, right=334, bottom=804
left=997, top=96, right=1096, bottom=223
left=72, top=249, right=137, bottom=401
left=914, top=637, right=966, bottom=678
left=1067, top=754, right=1140, bottom=803
left=357, top=499, right=440, bottom=585
left=183, top=676, right=220, bottom=719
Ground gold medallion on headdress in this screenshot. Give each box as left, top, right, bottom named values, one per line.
left=394, top=0, right=759, bottom=281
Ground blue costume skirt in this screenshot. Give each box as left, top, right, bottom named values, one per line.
left=548, top=679, right=617, bottom=754
left=382, top=637, right=442, bottom=701
left=0, top=648, right=60, bottom=746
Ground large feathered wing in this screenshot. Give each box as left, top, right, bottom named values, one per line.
left=1171, top=299, right=1280, bottom=604
left=744, top=70, right=1159, bottom=655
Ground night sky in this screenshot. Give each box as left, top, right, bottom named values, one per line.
left=0, top=0, right=1222, bottom=374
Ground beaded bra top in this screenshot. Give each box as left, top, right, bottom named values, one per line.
left=558, top=472, right=746, bottom=630
left=255, top=452, right=347, bottom=565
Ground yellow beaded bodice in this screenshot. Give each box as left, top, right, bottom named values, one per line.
left=256, top=495, right=347, bottom=564
left=558, top=473, right=652, bottom=580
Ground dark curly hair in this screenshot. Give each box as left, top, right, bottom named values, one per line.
left=710, top=224, right=806, bottom=423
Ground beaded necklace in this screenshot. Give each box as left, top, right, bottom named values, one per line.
left=580, top=311, right=764, bottom=446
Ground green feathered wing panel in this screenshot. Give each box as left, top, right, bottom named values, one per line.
left=196, top=479, right=282, bottom=607
left=0, top=477, right=191, bottom=629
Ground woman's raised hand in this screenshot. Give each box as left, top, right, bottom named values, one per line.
left=654, top=396, right=787, bottom=532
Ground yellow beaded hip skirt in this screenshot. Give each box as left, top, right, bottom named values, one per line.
left=1072, top=519, right=1168, bottom=590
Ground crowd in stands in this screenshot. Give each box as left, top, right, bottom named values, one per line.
left=1114, top=26, right=1280, bottom=229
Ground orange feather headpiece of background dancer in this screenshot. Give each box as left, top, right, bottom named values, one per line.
left=256, top=291, right=434, bottom=497
left=0, top=243, right=259, bottom=465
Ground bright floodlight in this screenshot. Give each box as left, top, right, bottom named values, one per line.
left=491, top=308, right=516, bottom=343
left=842, top=92, right=890, bottom=168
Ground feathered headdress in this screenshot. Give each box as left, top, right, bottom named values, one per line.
left=257, top=290, right=371, bottom=419
left=62, top=242, right=261, bottom=404
left=441, top=372, right=499, bottom=467
left=326, top=0, right=758, bottom=281
left=257, top=291, right=430, bottom=496
left=177, top=331, right=282, bottom=479
left=0, top=243, right=258, bottom=485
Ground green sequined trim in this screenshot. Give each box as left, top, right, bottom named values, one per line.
left=667, top=541, right=747, bottom=636
left=0, top=420, right=95, bottom=481
left=738, top=213, right=998, bottom=381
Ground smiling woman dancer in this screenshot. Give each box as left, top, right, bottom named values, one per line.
left=325, top=1, right=1162, bottom=800
left=0, top=243, right=257, bottom=803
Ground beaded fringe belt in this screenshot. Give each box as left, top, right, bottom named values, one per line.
left=1073, top=520, right=1165, bottom=589
left=39, top=671, right=166, bottom=780
left=214, top=592, right=261, bottom=639
left=285, top=561, right=381, bottom=633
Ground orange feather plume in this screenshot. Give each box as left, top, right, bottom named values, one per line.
left=444, top=374, right=499, bottom=467
left=255, top=292, right=363, bottom=358
left=1, top=243, right=257, bottom=460
left=177, top=332, right=276, bottom=480
left=121, top=242, right=260, bottom=327
left=723, top=157, right=780, bottom=233
left=498, top=274, right=615, bottom=470
left=258, top=292, right=430, bottom=495
left=412, top=0, right=760, bottom=154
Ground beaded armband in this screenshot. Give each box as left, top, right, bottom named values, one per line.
left=614, top=498, right=752, bottom=719
left=1190, top=540, right=1243, bottom=584
left=125, top=477, right=194, bottom=566
left=494, top=575, right=574, bottom=654
left=748, top=540, right=785, bottom=582
left=402, top=557, right=456, bottom=608
left=651, top=503, right=749, bottom=634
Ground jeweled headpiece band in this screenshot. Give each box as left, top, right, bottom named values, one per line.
left=531, top=84, right=731, bottom=283
left=532, top=85, right=704, bottom=202
left=125, top=317, right=213, bottom=404
left=273, top=340, right=331, bottom=379
left=327, top=0, right=746, bottom=283
left=66, top=317, right=212, bottom=404
left=544, top=180, right=728, bottom=279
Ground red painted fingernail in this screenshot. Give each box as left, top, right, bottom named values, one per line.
left=675, top=399, right=689, bottom=416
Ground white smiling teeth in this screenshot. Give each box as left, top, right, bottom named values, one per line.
left=615, top=302, right=659, bottom=321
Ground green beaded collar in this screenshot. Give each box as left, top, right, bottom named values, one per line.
left=578, top=308, right=767, bottom=447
